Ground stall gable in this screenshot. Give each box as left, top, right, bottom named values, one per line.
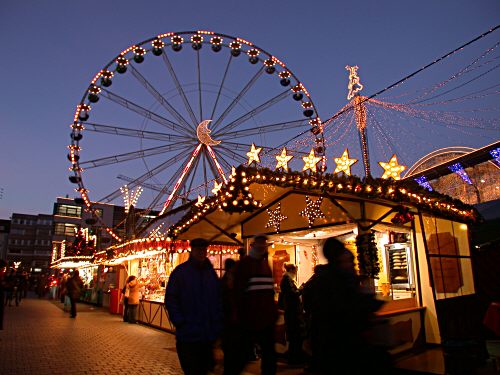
left=242, top=192, right=354, bottom=237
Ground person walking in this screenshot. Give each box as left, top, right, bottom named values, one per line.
left=0, top=260, right=7, bottom=329
left=279, top=263, right=306, bottom=365
left=121, top=282, right=130, bottom=323
left=165, top=238, right=222, bottom=375
left=233, top=234, right=278, bottom=375
left=221, top=258, right=242, bottom=375
left=126, top=276, right=141, bottom=324
left=66, top=270, right=83, bottom=318
left=302, top=237, right=385, bottom=374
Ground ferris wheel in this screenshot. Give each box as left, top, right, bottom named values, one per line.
left=68, top=30, right=325, bottom=239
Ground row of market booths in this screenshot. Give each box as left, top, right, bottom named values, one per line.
left=53, top=165, right=480, bottom=357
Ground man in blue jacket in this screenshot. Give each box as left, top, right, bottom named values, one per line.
left=165, top=238, right=222, bottom=375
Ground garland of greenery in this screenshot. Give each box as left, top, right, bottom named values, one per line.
left=355, top=232, right=380, bottom=279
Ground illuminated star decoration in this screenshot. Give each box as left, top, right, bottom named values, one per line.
left=275, top=147, right=293, bottom=171
left=299, top=196, right=325, bottom=227
left=302, top=149, right=322, bottom=173
left=212, top=181, right=223, bottom=195
left=265, top=202, right=288, bottom=233
left=379, top=154, right=406, bottom=180
left=195, top=195, right=206, bottom=207
left=334, top=149, right=358, bottom=176
left=246, top=143, right=262, bottom=165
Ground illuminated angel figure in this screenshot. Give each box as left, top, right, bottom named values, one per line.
left=346, top=65, right=364, bottom=100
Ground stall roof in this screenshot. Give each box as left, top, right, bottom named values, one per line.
left=169, top=166, right=479, bottom=242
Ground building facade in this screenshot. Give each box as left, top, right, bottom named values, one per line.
left=0, top=219, right=10, bottom=261
left=51, top=197, right=126, bottom=261
left=6, top=213, right=53, bottom=272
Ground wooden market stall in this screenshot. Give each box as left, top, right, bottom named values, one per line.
left=169, top=165, right=480, bottom=355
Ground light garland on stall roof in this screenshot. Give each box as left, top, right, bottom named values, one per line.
left=169, top=165, right=479, bottom=238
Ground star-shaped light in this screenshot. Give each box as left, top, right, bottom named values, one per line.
left=195, top=195, right=206, bottom=207
left=302, top=149, right=322, bottom=172
left=299, top=196, right=326, bottom=227
left=275, top=147, right=293, bottom=171
left=265, top=202, right=288, bottom=233
left=246, top=143, right=262, bottom=165
left=212, top=181, right=223, bottom=195
left=379, top=154, right=406, bottom=180
left=334, top=149, right=357, bottom=176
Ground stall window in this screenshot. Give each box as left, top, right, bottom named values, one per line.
left=371, top=227, right=418, bottom=308
left=422, top=215, right=474, bottom=300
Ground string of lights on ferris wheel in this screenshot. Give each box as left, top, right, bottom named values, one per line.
left=68, top=30, right=326, bottom=239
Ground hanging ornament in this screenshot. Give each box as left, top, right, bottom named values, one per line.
left=299, top=196, right=326, bottom=227
left=311, top=245, right=318, bottom=267
left=379, top=154, right=406, bottom=180
left=246, top=143, right=262, bottom=165
left=275, top=147, right=293, bottom=171
left=391, top=206, right=415, bottom=225
left=302, top=149, right=322, bottom=173
left=265, top=202, right=288, bottom=233
left=333, top=148, right=358, bottom=176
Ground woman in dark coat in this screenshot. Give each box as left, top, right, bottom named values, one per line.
left=279, top=263, right=305, bottom=365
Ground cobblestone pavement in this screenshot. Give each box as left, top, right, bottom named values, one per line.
left=0, top=296, right=304, bottom=375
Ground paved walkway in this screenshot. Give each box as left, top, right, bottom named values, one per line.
left=0, top=296, right=303, bottom=375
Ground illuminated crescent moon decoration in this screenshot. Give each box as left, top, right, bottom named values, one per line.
left=196, top=120, right=221, bottom=146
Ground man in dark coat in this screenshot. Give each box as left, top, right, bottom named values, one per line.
left=165, top=238, right=222, bottom=375
left=232, top=234, right=278, bottom=375
left=66, top=270, right=83, bottom=318
left=302, top=237, right=385, bottom=374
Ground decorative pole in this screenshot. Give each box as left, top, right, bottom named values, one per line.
left=346, top=65, right=370, bottom=178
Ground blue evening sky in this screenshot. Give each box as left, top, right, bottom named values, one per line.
left=0, top=0, right=499, bottom=218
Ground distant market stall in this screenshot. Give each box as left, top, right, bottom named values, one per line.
left=95, top=237, right=240, bottom=330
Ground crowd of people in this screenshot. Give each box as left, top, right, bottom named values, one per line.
left=163, top=235, right=391, bottom=375
left=1, top=235, right=391, bottom=374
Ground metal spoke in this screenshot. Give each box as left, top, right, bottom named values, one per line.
left=160, top=143, right=203, bottom=215
left=98, top=149, right=189, bottom=203
left=128, top=64, right=194, bottom=133
left=210, top=54, right=233, bottom=120
left=161, top=52, right=199, bottom=126
left=83, top=122, right=192, bottom=142
left=202, top=149, right=209, bottom=196
left=137, top=153, right=194, bottom=225
left=214, top=89, right=291, bottom=136
left=211, top=67, right=264, bottom=131
left=218, top=119, right=307, bottom=139
left=222, top=141, right=309, bottom=157
left=117, top=175, right=163, bottom=192
left=80, top=142, right=191, bottom=169
left=100, top=88, right=188, bottom=134
left=197, top=50, right=203, bottom=122
left=215, top=144, right=249, bottom=164
left=185, top=150, right=203, bottom=197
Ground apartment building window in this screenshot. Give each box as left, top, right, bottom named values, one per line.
left=55, top=204, right=82, bottom=218
left=54, top=223, right=77, bottom=236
